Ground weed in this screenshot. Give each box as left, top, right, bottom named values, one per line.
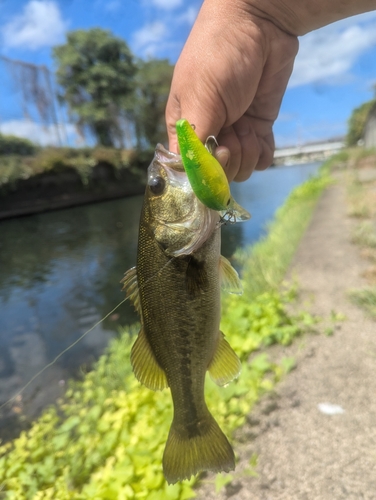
left=352, top=221, right=376, bottom=248
left=349, top=287, right=376, bottom=318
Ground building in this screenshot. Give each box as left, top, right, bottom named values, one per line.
left=363, top=102, right=376, bottom=149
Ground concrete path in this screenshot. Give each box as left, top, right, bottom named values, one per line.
left=197, top=179, right=376, bottom=499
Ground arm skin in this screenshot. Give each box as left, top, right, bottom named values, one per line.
left=166, top=0, right=376, bottom=182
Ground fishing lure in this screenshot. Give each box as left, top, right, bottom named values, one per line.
left=176, top=119, right=250, bottom=221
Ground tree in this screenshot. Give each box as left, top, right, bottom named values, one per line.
left=347, top=98, right=376, bottom=147
left=132, top=59, right=174, bottom=149
left=53, top=28, right=136, bottom=147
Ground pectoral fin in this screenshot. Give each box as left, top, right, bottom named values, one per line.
left=208, top=331, right=241, bottom=386
left=131, top=326, right=168, bottom=391
left=121, top=267, right=141, bottom=315
left=219, top=255, right=243, bottom=294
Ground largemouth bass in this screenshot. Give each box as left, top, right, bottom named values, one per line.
left=122, top=144, right=244, bottom=484
left=176, top=119, right=250, bottom=221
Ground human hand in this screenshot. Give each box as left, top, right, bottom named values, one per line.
left=165, top=0, right=298, bottom=182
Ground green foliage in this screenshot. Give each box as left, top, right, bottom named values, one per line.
left=352, top=221, right=376, bottom=248
left=0, top=170, right=330, bottom=498
left=0, top=133, right=38, bottom=156
left=323, top=149, right=350, bottom=170
left=132, top=59, right=174, bottom=148
left=349, top=287, right=376, bottom=318
left=0, top=155, right=34, bottom=189
left=53, top=28, right=136, bottom=147
left=346, top=100, right=376, bottom=146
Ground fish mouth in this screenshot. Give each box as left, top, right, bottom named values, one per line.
left=154, top=143, right=185, bottom=172
left=149, top=144, right=220, bottom=257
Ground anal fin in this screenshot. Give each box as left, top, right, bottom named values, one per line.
left=208, top=331, right=241, bottom=386
left=131, top=326, right=168, bottom=391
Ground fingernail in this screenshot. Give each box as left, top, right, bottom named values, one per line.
left=215, top=149, right=230, bottom=169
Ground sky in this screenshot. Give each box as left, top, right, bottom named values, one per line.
left=0, top=0, right=375, bottom=148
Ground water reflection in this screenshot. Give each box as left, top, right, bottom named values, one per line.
left=0, top=162, right=320, bottom=440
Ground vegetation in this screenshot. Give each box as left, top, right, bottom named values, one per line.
left=0, top=134, right=38, bottom=156
left=345, top=151, right=376, bottom=318
left=52, top=28, right=174, bottom=150
left=0, top=166, right=331, bottom=499
left=53, top=28, right=137, bottom=148
left=132, top=59, right=174, bottom=149
left=0, top=29, right=174, bottom=195
left=346, top=99, right=376, bottom=146
left=0, top=146, right=149, bottom=193
left=349, top=288, right=376, bottom=318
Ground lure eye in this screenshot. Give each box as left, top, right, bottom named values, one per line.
left=149, top=175, right=165, bottom=195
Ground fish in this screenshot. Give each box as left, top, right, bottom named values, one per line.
left=121, top=144, right=244, bottom=484
left=176, top=118, right=251, bottom=221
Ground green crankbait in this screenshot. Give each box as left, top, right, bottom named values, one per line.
left=176, top=119, right=250, bottom=221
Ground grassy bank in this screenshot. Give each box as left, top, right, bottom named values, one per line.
left=0, top=164, right=331, bottom=499
left=344, top=149, right=376, bottom=318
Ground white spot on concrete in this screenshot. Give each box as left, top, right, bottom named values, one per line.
left=318, top=402, right=345, bottom=415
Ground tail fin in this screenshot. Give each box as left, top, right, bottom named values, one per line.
left=162, top=412, right=235, bottom=484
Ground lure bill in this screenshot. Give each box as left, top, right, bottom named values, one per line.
left=176, top=119, right=251, bottom=221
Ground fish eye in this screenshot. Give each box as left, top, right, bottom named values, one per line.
left=148, top=175, right=165, bottom=195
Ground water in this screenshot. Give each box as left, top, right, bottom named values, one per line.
left=0, top=162, right=320, bottom=439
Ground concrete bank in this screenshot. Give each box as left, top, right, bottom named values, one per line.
left=0, top=162, right=146, bottom=220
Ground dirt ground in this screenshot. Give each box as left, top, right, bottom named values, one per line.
left=196, top=171, right=376, bottom=499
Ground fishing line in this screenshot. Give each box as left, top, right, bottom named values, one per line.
left=0, top=298, right=128, bottom=411
left=0, top=256, right=176, bottom=412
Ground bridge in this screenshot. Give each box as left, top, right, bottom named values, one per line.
left=273, top=139, right=345, bottom=165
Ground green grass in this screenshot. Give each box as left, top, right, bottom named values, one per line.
left=237, top=171, right=331, bottom=298
left=352, top=221, right=376, bottom=248
left=346, top=175, right=373, bottom=219
left=0, top=166, right=331, bottom=499
left=349, top=287, right=376, bottom=318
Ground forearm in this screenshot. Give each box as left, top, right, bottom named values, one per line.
left=245, top=0, right=376, bottom=35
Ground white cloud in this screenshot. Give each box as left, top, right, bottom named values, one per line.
left=0, top=119, right=76, bottom=146
left=2, top=0, right=67, bottom=50
left=290, top=12, right=376, bottom=88
left=149, top=0, right=183, bottom=10
left=132, top=21, right=168, bottom=57
left=177, top=6, right=199, bottom=26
